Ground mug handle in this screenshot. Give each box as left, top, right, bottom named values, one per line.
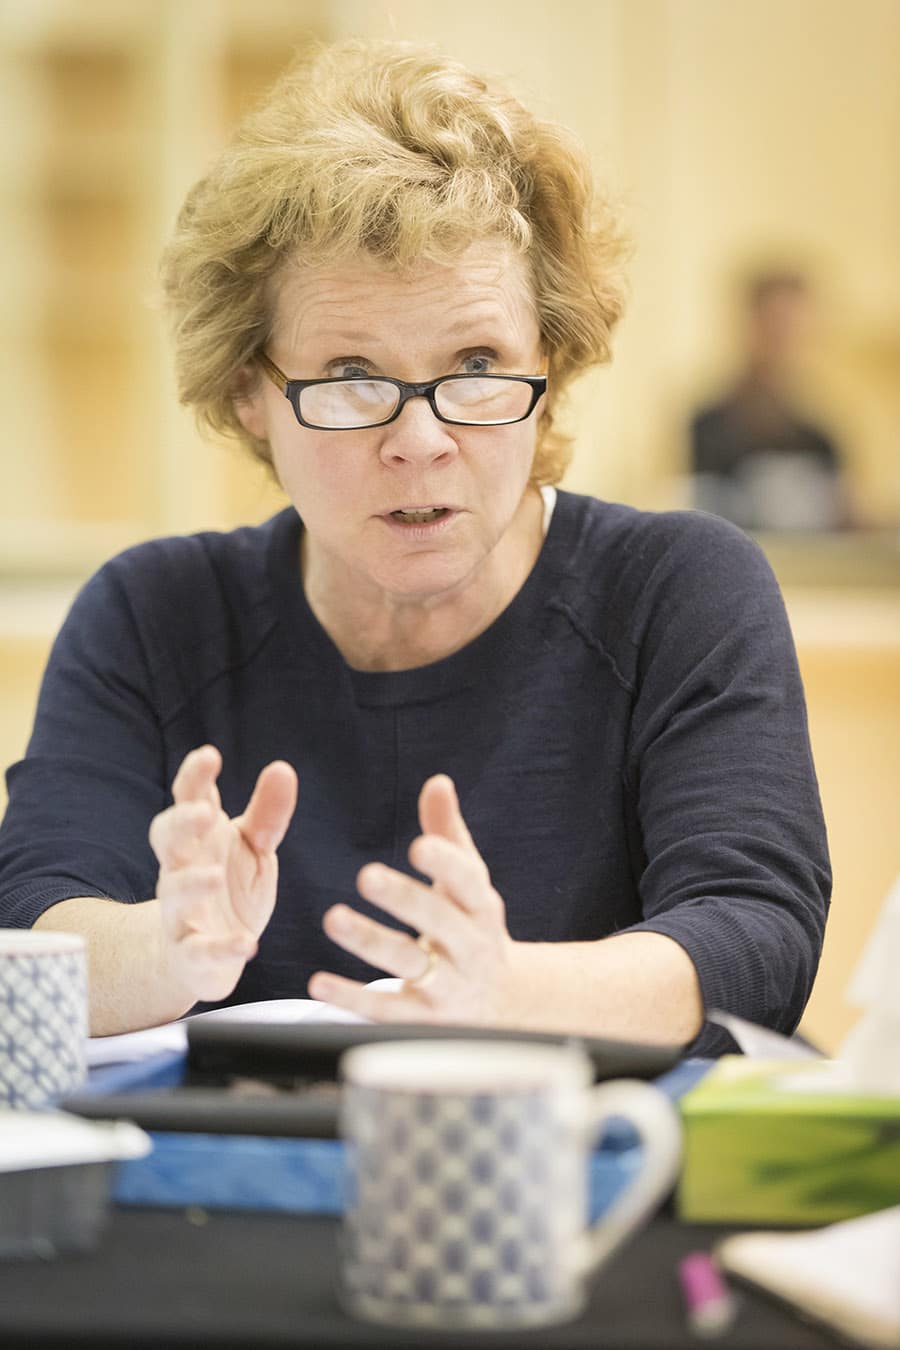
left=574, top=1078, right=683, bottom=1278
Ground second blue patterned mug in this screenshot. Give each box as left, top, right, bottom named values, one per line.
left=0, top=930, right=87, bottom=1110
left=340, top=1038, right=682, bottom=1331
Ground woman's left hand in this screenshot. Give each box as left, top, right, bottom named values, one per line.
left=308, top=774, right=521, bottom=1024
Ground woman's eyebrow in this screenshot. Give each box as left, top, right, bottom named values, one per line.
left=441, top=314, right=507, bottom=338
left=301, top=329, right=381, bottom=349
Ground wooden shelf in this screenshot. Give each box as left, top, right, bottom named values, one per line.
left=0, top=4, right=329, bottom=560
left=39, top=190, right=137, bottom=274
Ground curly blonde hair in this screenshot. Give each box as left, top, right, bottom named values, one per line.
left=161, top=40, right=627, bottom=485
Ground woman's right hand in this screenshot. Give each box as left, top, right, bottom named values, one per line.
left=148, top=745, right=298, bottom=1003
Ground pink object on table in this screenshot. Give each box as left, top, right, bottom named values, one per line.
left=679, top=1251, right=737, bottom=1337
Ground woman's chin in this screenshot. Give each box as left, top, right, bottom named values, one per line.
left=367, top=551, right=478, bottom=605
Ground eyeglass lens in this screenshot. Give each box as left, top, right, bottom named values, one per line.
left=298, top=377, right=533, bottom=429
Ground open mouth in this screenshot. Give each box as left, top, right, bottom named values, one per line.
left=390, top=507, right=450, bottom=524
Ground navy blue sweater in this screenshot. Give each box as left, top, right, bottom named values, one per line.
left=0, top=492, right=830, bottom=1054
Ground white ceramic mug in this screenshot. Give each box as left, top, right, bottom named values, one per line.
left=340, top=1038, right=682, bottom=1331
left=0, top=930, right=88, bottom=1109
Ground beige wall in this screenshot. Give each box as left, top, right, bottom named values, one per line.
left=333, top=0, right=900, bottom=521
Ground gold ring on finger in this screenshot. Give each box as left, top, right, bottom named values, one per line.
left=407, top=934, right=438, bottom=989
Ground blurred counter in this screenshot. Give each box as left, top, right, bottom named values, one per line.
left=784, top=587, right=900, bottom=651
left=756, top=527, right=900, bottom=591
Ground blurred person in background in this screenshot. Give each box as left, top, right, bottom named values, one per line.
left=690, top=270, right=852, bottom=532
left=0, top=42, right=830, bottom=1055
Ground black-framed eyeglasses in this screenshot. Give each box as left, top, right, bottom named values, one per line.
left=257, top=352, right=547, bottom=431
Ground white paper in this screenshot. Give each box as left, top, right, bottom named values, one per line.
left=86, top=978, right=404, bottom=1067
left=773, top=1059, right=860, bottom=1093
left=191, top=997, right=371, bottom=1028
left=717, top=1206, right=900, bottom=1349
left=706, top=1009, right=821, bottom=1060
left=87, top=1022, right=189, bottom=1067
left=0, top=1112, right=151, bottom=1173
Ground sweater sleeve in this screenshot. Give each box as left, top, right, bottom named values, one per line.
left=0, top=562, right=167, bottom=927
left=619, top=513, right=830, bottom=1053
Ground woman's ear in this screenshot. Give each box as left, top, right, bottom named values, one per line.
left=231, top=363, right=267, bottom=439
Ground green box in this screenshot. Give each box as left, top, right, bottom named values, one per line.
left=677, top=1056, right=900, bottom=1226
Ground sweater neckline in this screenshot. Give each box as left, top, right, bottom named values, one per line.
left=267, top=490, right=579, bottom=708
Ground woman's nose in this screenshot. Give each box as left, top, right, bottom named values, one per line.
left=376, top=395, right=460, bottom=467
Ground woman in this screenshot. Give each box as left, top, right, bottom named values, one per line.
left=0, top=41, right=829, bottom=1052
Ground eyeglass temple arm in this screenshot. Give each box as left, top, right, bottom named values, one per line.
left=256, top=351, right=289, bottom=394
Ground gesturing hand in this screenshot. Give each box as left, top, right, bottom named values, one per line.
left=309, top=774, right=521, bottom=1025
left=149, top=745, right=298, bottom=1003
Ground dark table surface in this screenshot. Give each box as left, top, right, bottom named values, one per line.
left=0, top=1206, right=841, bottom=1349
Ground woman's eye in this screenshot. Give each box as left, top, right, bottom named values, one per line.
left=461, top=353, right=493, bottom=375
left=327, top=360, right=370, bottom=379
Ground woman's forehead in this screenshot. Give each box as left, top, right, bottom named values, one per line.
left=270, top=243, right=539, bottom=359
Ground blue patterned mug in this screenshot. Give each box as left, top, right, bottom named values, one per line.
left=340, top=1039, right=682, bottom=1331
left=0, top=931, right=88, bottom=1109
